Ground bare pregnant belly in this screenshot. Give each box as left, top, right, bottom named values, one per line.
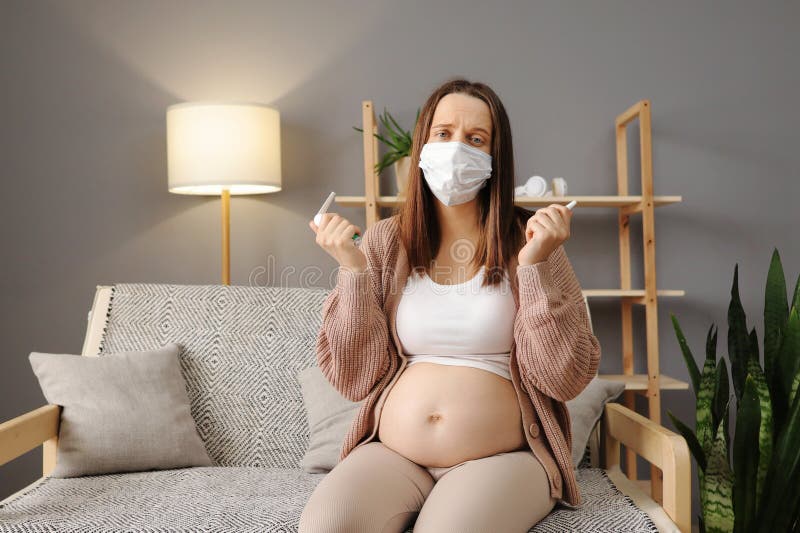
left=376, top=362, right=528, bottom=468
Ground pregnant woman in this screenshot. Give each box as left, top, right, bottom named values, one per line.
left=300, top=78, right=601, bottom=533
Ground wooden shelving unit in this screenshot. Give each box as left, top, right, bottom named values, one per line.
left=339, top=99, right=684, bottom=504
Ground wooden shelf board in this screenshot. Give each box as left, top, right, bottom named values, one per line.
left=583, top=289, right=685, bottom=298
left=334, top=195, right=682, bottom=208
left=600, top=373, right=689, bottom=390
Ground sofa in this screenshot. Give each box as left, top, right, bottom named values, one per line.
left=0, top=283, right=690, bottom=532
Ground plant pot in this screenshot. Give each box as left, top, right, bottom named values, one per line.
left=394, top=156, right=411, bottom=196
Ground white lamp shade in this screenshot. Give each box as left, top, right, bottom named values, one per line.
left=167, top=102, right=281, bottom=195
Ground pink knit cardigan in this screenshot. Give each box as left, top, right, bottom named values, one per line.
left=315, top=214, right=601, bottom=506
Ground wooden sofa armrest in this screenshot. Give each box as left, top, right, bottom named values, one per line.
left=0, top=404, right=60, bottom=475
left=602, top=402, right=691, bottom=533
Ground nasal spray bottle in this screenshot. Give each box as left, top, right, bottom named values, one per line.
left=314, top=192, right=363, bottom=247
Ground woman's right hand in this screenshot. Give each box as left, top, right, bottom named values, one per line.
left=309, top=213, right=367, bottom=273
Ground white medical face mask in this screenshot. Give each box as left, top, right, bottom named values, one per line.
left=418, top=141, right=493, bottom=206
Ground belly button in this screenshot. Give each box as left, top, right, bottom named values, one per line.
left=427, top=412, right=444, bottom=423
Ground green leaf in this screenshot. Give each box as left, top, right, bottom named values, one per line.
left=703, top=420, right=735, bottom=533
left=671, top=313, right=702, bottom=398
left=792, top=272, right=800, bottom=317
left=698, top=354, right=719, bottom=458
left=745, top=357, right=773, bottom=511
left=355, top=108, right=416, bottom=160
left=385, top=108, right=407, bottom=137
left=668, top=410, right=707, bottom=471
left=764, top=248, right=789, bottom=395
left=372, top=131, right=402, bottom=152
left=708, top=321, right=719, bottom=365
left=757, top=377, right=800, bottom=531
left=714, top=358, right=731, bottom=452
left=777, top=306, right=800, bottom=407
left=378, top=108, right=394, bottom=133
left=749, top=327, right=759, bottom=366
left=733, top=374, right=760, bottom=533
left=374, top=150, right=407, bottom=174
left=728, top=264, right=751, bottom=403
left=379, top=109, right=412, bottom=151
left=790, top=499, right=800, bottom=533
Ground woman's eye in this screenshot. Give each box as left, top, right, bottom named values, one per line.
left=436, top=131, right=447, bottom=138
left=471, top=137, right=483, bottom=144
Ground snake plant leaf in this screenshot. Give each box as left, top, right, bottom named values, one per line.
left=733, top=374, right=760, bottom=533
left=722, top=393, right=731, bottom=464
left=707, top=321, right=719, bottom=365
left=745, top=357, right=773, bottom=511
left=748, top=328, right=759, bottom=366
left=764, top=248, right=789, bottom=396
left=757, top=377, right=800, bottom=532
left=668, top=410, right=707, bottom=471
left=772, top=330, right=789, bottom=434
left=703, top=420, right=735, bottom=533
left=777, top=306, right=800, bottom=407
left=792, top=370, right=800, bottom=407
left=714, top=358, right=731, bottom=452
left=728, top=264, right=751, bottom=403
left=671, top=312, right=702, bottom=398
left=698, top=354, right=720, bottom=458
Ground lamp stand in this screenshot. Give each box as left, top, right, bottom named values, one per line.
left=221, top=188, right=230, bottom=285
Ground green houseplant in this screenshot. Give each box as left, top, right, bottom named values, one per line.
left=354, top=107, right=420, bottom=194
left=668, top=248, right=800, bottom=533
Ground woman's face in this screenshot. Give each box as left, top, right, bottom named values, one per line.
left=426, top=92, right=493, bottom=156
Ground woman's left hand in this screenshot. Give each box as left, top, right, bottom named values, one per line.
left=518, top=204, right=573, bottom=266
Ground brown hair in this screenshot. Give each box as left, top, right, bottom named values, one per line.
left=392, top=77, right=531, bottom=287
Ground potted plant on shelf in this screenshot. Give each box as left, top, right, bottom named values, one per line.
left=667, top=248, right=799, bottom=533
left=354, top=107, right=420, bottom=195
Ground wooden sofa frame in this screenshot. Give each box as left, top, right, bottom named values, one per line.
left=0, top=285, right=692, bottom=532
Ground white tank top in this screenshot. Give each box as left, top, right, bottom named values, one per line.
left=395, top=264, right=517, bottom=380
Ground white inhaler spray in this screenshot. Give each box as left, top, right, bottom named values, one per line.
left=314, top=192, right=362, bottom=247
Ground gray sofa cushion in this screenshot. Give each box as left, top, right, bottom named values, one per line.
left=297, top=365, right=362, bottom=473
left=96, top=283, right=330, bottom=468
left=28, top=342, right=212, bottom=477
left=565, top=377, right=626, bottom=467
left=0, top=466, right=658, bottom=532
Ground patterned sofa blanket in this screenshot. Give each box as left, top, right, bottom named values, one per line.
left=0, top=466, right=658, bottom=532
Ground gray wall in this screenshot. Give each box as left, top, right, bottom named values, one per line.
left=2, top=0, right=798, bottom=524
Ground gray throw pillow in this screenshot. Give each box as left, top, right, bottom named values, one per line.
left=28, top=342, right=213, bottom=478
left=298, top=365, right=363, bottom=473
left=565, top=376, right=626, bottom=467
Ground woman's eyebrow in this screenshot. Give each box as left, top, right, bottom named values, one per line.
left=431, top=122, right=491, bottom=135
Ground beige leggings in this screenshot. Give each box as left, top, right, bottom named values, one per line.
left=299, top=441, right=557, bottom=533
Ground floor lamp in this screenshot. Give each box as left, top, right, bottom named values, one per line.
left=166, top=102, right=281, bottom=285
